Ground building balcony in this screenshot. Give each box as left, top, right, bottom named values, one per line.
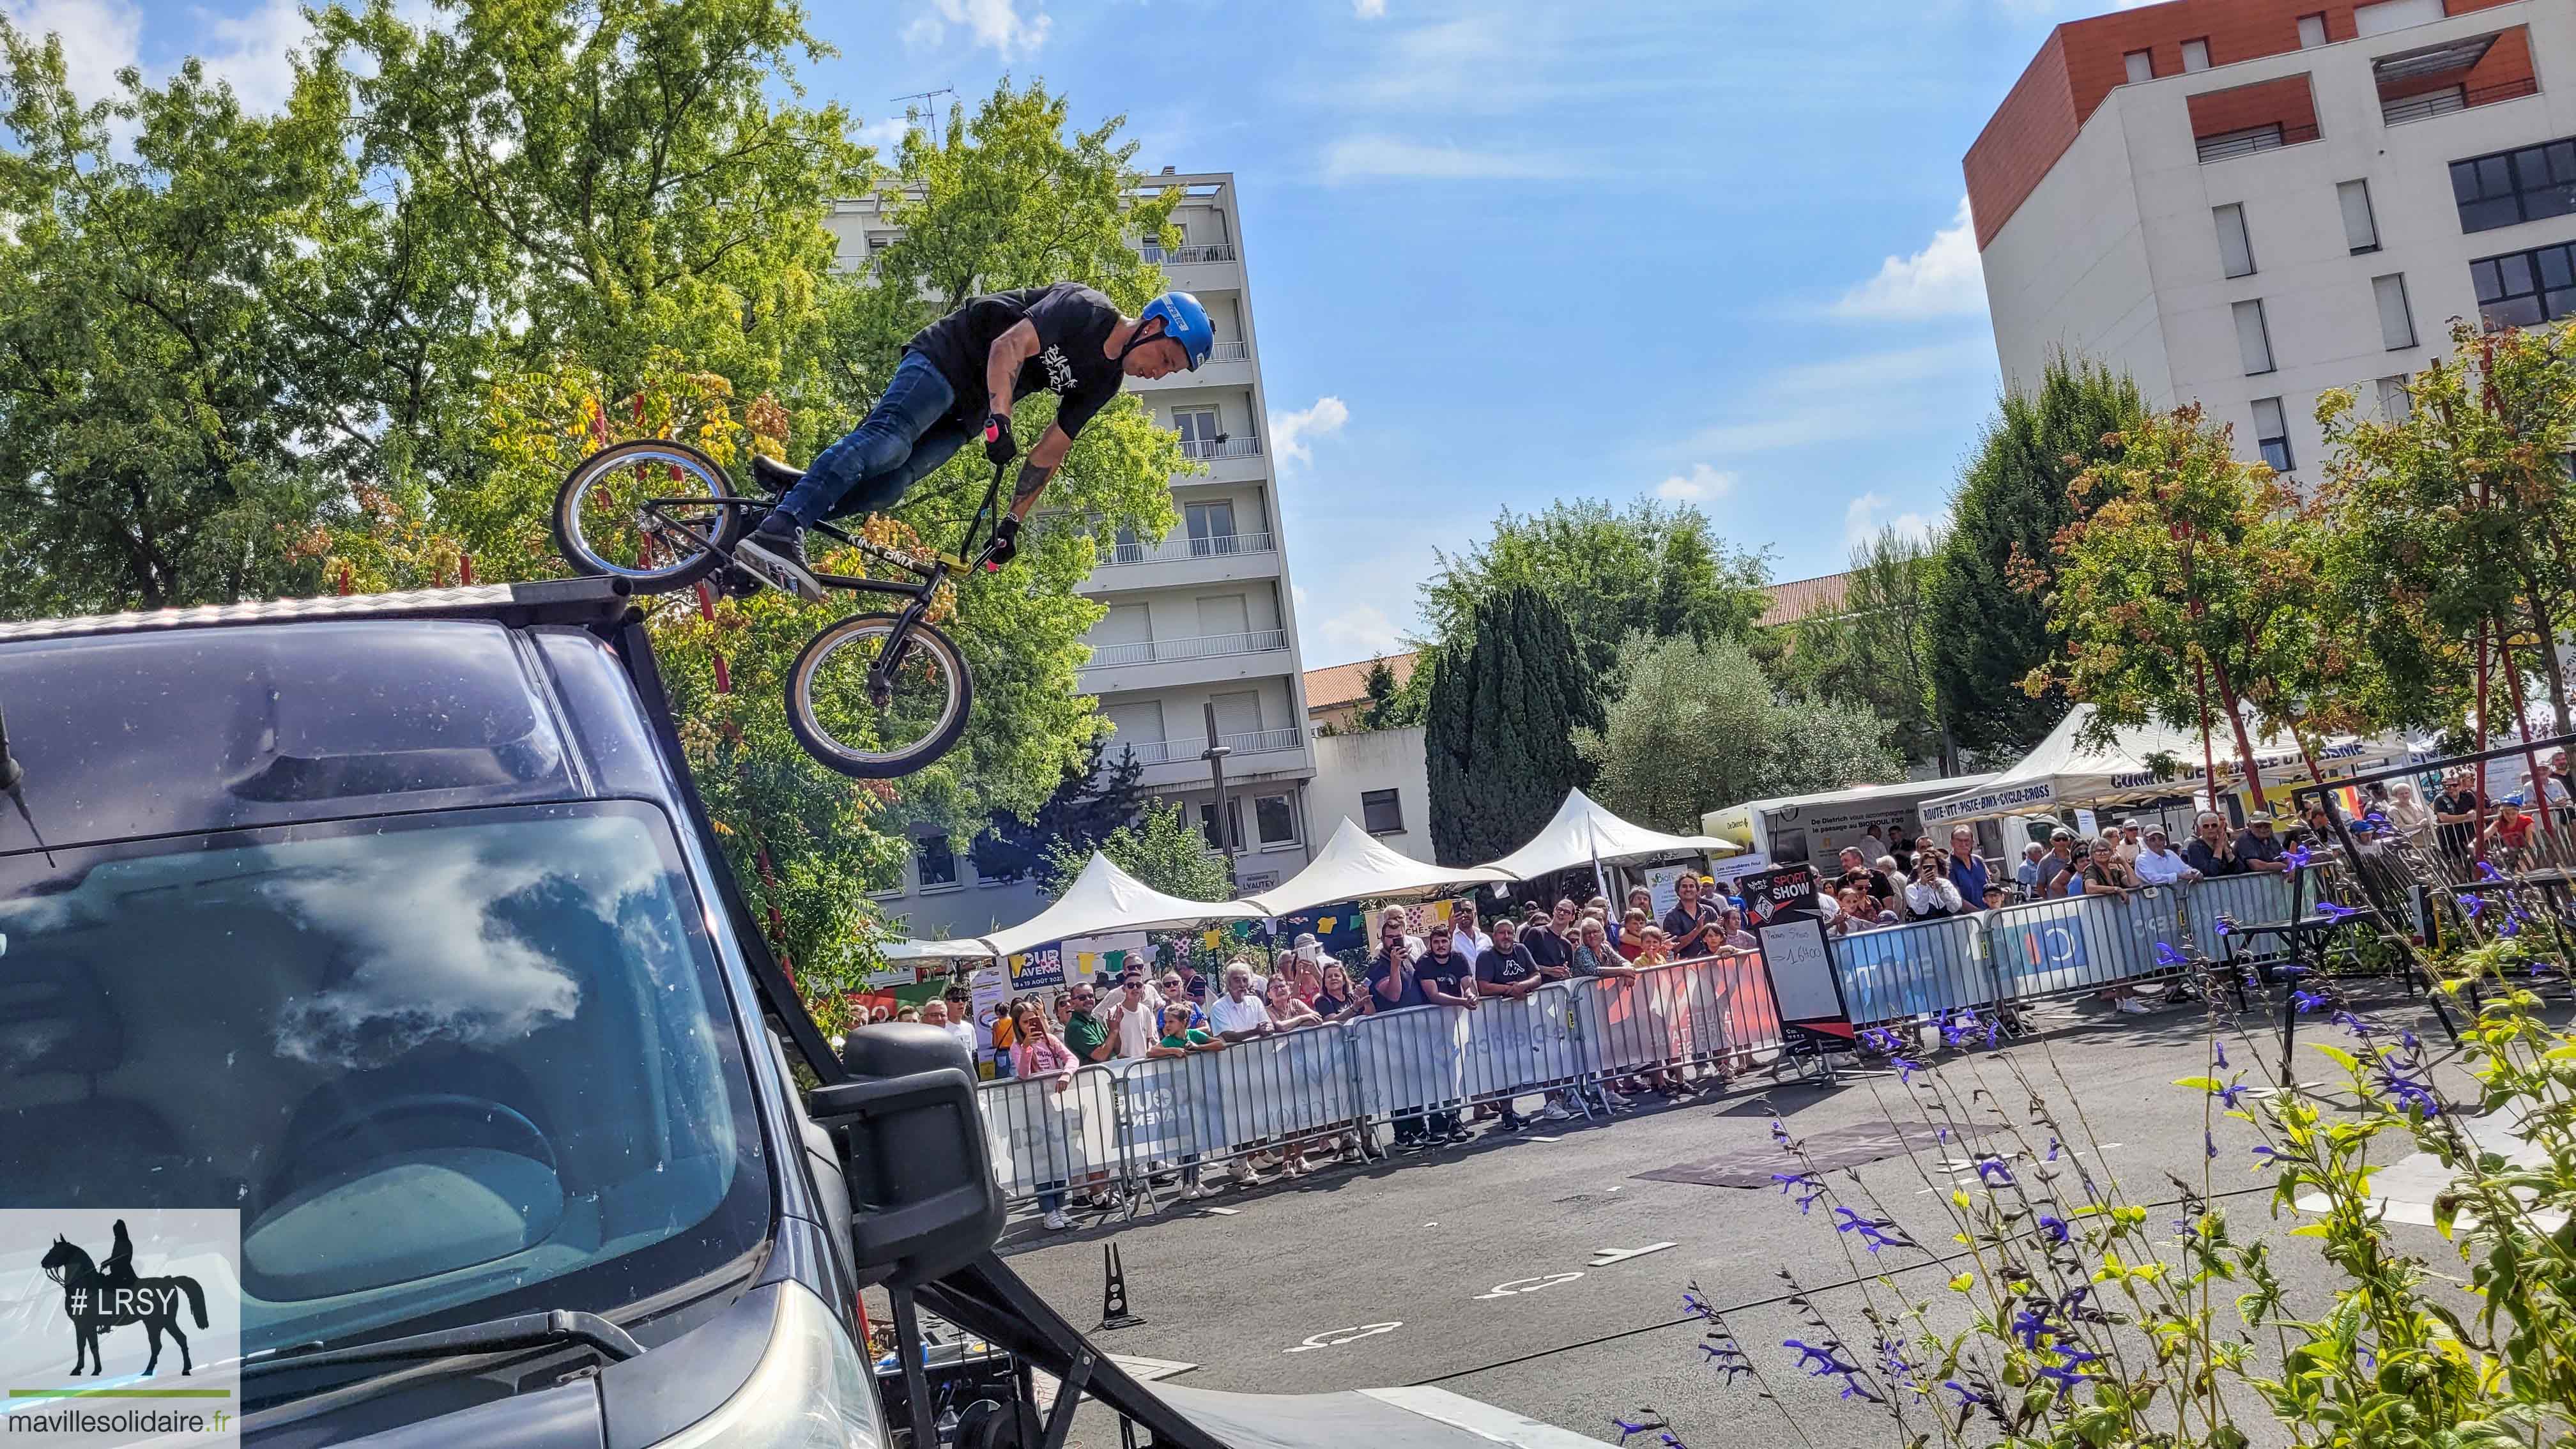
left=2382, top=74, right=2538, bottom=126
left=2195, top=121, right=2320, bottom=163
left=1179, top=436, right=1262, bottom=461
left=1117, top=728, right=1314, bottom=791
left=1130, top=344, right=1255, bottom=394
left=1109, top=726, right=1302, bottom=767
left=1085, top=629, right=1287, bottom=670
left=1079, top=531, right=1282, bottom=594
left=1141, top=241, right=1242, bottom=292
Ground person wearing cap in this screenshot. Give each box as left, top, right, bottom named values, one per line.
left=2115, top=821, right=2145, bottom=866
left=2131, top=825, right=2196, bottom=885
left=2235, top=816, right=2289, bottom=873
left=2035, top=830, right=2082, bottom=898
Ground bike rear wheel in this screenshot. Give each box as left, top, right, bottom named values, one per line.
left=787, top=613, right=975, bottom=778
left=553, top=440, right=751, bottom=594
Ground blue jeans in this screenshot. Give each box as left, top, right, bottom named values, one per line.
left=774, top=352, right=973, bottom=527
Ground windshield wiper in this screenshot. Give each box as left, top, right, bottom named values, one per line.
left=243, top=1310, right=644, bottom=1377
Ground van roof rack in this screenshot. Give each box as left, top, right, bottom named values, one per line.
left=0, top=578, right=638, bottom=645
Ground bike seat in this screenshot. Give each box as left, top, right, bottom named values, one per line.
left=750, top=454, right=806, bottom=494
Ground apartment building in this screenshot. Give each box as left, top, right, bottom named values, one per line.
left=822, top=170, right=1317, bottom=937
left=1971, top=0, right=2576, bottom=477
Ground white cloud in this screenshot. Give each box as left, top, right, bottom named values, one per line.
left=905, top=0, right=1049, bottom=58
left=1316, top=602, right=1404, bottom=663
left=1353, top=0, right=1385, bottom=14
left=857, top=115, right=913, bottom=151
left=1843, top=491, right=1938, bottom=552
left=1656, top=464, right=1736, bottom=502
left=1832, top=195, right=1988, bottom=321
left=195, top=0, right=309, bottom=114
left=5, top=0, right=142, bottom=103
left=1271, top=395, right=1350, bottom=464
left=1321, top=134, right=1563, bottom=183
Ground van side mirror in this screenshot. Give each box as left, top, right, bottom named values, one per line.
left=806, top=1025, right=1003, bottom=1286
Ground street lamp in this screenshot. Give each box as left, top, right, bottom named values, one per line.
left=1201, top=701, right=1234, bottom=871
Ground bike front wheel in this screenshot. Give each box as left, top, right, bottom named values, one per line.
left=787, top=613, right=975, bottom=778
left=553, top=440, right=751, bottom=594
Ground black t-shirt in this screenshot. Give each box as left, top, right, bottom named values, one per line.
left=1365, top=950, right=1431, bottom=1009
left=1840, top=869, right=1897, bottom=907
left=1662, top=901, right=1720, bottom=953
left=2434, top=788, right=2483, bottom=850
left=1313, top=990, right=1353, bottom=1018
left=1523, top=926, right=1571, bottom=972
left=1475, top=942, right=1541, bottom=987
left=2181, top=838, right=2245, bottom=877
left=905, top=283, right=1125, bottom=438
left=1416, top=949, right=1473, bottom=999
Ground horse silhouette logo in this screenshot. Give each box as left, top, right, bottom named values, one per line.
left=36, top=1220, right=210, bottom=1377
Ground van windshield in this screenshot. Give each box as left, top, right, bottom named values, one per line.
left=0, top=801, right=769, bottom=1371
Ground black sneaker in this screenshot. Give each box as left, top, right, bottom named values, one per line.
left=735, top=514, right=826, bottom=602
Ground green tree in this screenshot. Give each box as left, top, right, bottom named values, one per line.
left=2319, top=321, right=2576, bottom=740
left=1425, top=587, right=1595, bottom=866
left=1420, top=496, right=1772, bottom=686
left=970, top=740, right=1144, bottom=884
left=1775, top=526, right=1951, bottom=770
left=1038, top=798, right=1232, bottom=901
left=2027, top=404, right=2349, bottom=808
left=1579, top=631, right=1901, bottom=832
left=1353, top=657, right=1426, bottom=732
left=0, top=34, right=353, bottom=615
left=1927, top=353, right=2145, bottom=761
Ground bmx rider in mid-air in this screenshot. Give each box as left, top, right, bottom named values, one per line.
left=736, top=282, right=1215, bottom=599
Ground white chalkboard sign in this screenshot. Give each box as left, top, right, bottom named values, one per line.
left=1755, top=917, right=1845, bottom=1023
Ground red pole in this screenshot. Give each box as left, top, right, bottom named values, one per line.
left=2195, top=661, right=2223, bottom=815
left=2475, top=618, right=2493, bottom=864
left=2498, top=627, right=2566, bottom=852
left=459, top=553, right=475, bottom=586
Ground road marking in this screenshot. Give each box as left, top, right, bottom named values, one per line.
left=1475, top=1272, right=1586, bottom=1301
left=1588, top=1242, right=1676, bottom=1268
left=1284, top=1322, right=1403, bottom=1353
left=1522, top=1135, right=1563, bottom=1142
left=1202, top=1207, right=1239, bottom=1215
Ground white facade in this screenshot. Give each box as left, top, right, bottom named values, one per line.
left=1308, top=726, right=1436, bottom=864
left=821, top=171, right=1317, bottom=937
left=1981, top=0, right=2576, bottom=477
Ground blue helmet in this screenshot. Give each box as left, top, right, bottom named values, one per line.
left=1137, top=291, right=1215, bottom=370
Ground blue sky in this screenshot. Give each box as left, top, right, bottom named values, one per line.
left=21, top=0, right=2131, bottom=666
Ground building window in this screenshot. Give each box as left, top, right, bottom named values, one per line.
left=2338, top=179, right=2380, bottom=252
left=2450, top=137, right=2576, bottom=234
left=1253, top=794, right=1298, bottom=848
left=2472, top=241, right=2576, bottom=328
left=2124, top=49, right=2154, bottom=84
left=1361, top=788, right=1405, bottom=834
left=1172, top=406, right=1222, bottom=456
left=2373, top=274, right=2417, bottom=349
left=1199, top=799, right=1245, bottom=853
left=917, top=835, right=960, bottom=891
left=2181, top=38, right=2211, bottom=72
left=2213, top=203, right=2257, bottom=278
left=2252, top=397, right=2294, bottom=473
left=2233, top=298, right=2276, bottom=376
left=2354, top=0, right=2442, bottom=37
left=2297, top=13, right=2329, bottom=48
left=2377, top=376, right=2414, bottom=420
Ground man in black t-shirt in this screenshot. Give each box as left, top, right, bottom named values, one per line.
left=1473, top=918, right=1545, bottom=1131
left=2434, top=774, right=2485, bottom=861
left=738, top=284, right=1216, bottom=599
left=1660, top=873, right=1722, bottom=958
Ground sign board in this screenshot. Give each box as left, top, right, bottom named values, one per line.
left=2073, top=807, right=2099, bottom=838
left=1754, top=916, right=1845, bottom=1024
left=1644, top=864, right=1690, bottom=919
left=1741, top=864, right=1821, bottom=928
left=1705, top=850, right=1771, bottom=885
left=1061, top=930, right=1151, bottom=986
left=968, top=963, right=1009, bottom=1053
left=1008, top=946, right=1066, bottom=991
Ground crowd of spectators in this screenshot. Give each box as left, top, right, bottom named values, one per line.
left=962, top=882, right=1762, bottom=1228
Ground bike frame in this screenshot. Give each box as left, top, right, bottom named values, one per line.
left=631, top=461, right=1006, bottom=697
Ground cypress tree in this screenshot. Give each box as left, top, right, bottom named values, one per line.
left=1925, top=353, right=2144, bottom=760
left=1428, top=587, right=1591, bottom=866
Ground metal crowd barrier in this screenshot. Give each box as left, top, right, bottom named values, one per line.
left=1825, top=874, right=2302, bottom=1028
left=974, top=953, right=1785, bottom=1209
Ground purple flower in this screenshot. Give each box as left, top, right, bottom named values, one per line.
left=2283, top=845, right=2314, bottom=870
left=1769, top=1119, right=1790, bottom=1147
left=1832, top=1206, right=1914, bottom=1254
left=2214, top=1038, right=2229, bottom=1068
left=1891, top=1054, right=1926, bottom=1084
left=1943, top=1379, right=1998, bottom=1411
left=2215, top=916, right=2236, bottom=937
left=2038, top=1213, right=2069, bottom=1244
left=2333, top=1010, right=2379, bottom=1038
left=2479, top=861, right=2506, bottom=884
left=1772, top=1172, right=1826, bottom=1214
left=2462, top=893, right=2488, bottom=919
left=2316, top=900, right=2360, bottom=924
left=2217, top=1082, right=2252, bottom=1109
left=2252, top=1144, right=2281, bottom=1164
left=2154, top=942, right=2186, bottom=969
left=2292, top=990, right=2327, bottom=1013
left=2399, top=1029, right=2420, bottom=1053
left=2046, top=1135, right=2062, bottom=1162
left=2375, top=1068, right=2441, bottom=1117
left=2502, top=915, right=2522, bottom=938
left=2205, top=1131, right=2220, bottom=1160
left=2274, top=963, right=2313, bottom=979
left=2010, top=1307, right=2057, bottom=1350
left=1939, top=1013, right=1977, bottom=1048
left=1975, top=1157, right=2016, bottom=1188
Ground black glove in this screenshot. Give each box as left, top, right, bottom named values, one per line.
left=983, top=412, right=1016, bottom=466
left=985, top=516, right=1021, bottom=569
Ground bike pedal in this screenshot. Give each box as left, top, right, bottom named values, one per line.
left=717, top=567, right=763, bottom=601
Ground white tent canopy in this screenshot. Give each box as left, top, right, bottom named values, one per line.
left=1919, top=704, right=2434, bottom=826
left=974, top=851, right=1263, bottom=959
left=1483, top=787, right=1740, bottom=881
left=1243, top=818, right=1512, bottom=917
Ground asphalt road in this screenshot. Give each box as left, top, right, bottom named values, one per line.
left=981, top=984, right=2501, bottom=1448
